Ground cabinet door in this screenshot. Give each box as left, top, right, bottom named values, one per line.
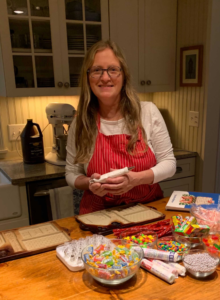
left=109, top=0, right=177, bottom=93
left=142, top=0, right=177, bottom=92
left=58, top=0, right=109, bottom=95
left=0, top=0, right=64, bottom=97
left=109, top=0, right=140, bottom=91
left=159, top=177, right=195, bottom=198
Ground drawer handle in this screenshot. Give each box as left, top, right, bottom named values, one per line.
left=176, top=167, right=183, bottom=174
left=34, top=190, right=49, bottom=196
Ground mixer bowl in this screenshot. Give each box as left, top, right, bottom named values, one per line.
left=56, top=134, right=67, bottom=160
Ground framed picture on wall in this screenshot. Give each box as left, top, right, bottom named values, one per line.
left=180, top=45, right=203, bottom=87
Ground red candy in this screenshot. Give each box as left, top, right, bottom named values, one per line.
left=94, top=244, right=105, bottom=254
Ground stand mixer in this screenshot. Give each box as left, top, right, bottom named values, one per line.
left=45, top=103, right=76, bottom=166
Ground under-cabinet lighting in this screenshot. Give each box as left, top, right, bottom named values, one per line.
left=14, top=10, right=24, bottom=14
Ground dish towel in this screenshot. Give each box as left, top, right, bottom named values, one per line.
left=49, top=186, right=74, bottom=220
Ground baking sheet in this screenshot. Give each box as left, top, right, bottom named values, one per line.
left=0, top=222, right=71, bottom=262
left=75, top=203, right=165, bottom=235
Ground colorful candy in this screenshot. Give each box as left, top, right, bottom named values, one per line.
left=158, top=241, right=188, bottom=253
left=122, top=234, right=156, bottom=248
left=172, top=214, right=210, bottom=237
left=83, top=243, right=141, bottom=280
left=203, top=233, right=220, bottom=257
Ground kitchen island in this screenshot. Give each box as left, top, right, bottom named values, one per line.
left=0, top=198, right=218, bottom=300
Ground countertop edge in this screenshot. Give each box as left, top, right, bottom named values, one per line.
left=0, top=150, right=197, bottom=185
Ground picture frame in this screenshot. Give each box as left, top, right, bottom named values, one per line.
left=180, top=45, right=203, bottom=87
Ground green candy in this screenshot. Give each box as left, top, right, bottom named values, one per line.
left=102, top=258, right=114, bottom=266
left=214, top=243, right=220, bottom=250
left=102, top=251, right=112, bottom=257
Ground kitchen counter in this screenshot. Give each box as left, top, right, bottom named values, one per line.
left=0, top=159, right=65, bottom=185
left=0, top=198, right=218, bottom=300
left=0, top=149, right=197, bottom=185
left=173, top=148, right=197, bottom=159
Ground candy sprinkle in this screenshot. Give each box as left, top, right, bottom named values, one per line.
left=158, top=241, right=187, bottom=253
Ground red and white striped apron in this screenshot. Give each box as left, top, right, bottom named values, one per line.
left=79, top=117, right=163, bottom=214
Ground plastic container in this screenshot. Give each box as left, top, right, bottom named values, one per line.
left=182, top=249, right=219, bottom=278
left=172, top=228, right=208, bottom=248
left=81, top=239, right=143, bottom=285
left=21, top=119, right=44, bottom=164
left=56, top=235, right=111, bottom=272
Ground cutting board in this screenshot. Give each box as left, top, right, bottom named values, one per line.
left=75, top=203, right=165, bottom=235
left=0, top=221, right=71, bottom=263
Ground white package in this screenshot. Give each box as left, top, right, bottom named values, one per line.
left=141, top=258, right=175, bottom=284
left=151, top=259, right=178, bottom=278
left=56, top=234, right=111, bottom=271
left=167, top=262, right=186, bottom=276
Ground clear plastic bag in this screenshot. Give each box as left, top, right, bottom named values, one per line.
left=190, top=204, right=220, bottom=232
left=56, top=235, right=111, bottom=271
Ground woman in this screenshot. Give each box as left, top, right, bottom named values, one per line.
left=66, top=40, right=176, bottom=215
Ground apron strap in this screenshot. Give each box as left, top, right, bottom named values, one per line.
left=96, top=113, right=101, bottom=131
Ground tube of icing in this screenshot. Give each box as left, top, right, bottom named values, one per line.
left=167, top=262, right=186, bottom=276
left=141, top=259, right=175, bottom=284
left=150, top=259, right=178, bottom=278
left=143, top=248, right=179, bottom=262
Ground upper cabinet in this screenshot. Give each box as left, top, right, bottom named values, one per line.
left=0, top=0, right=109, bottom=97
left=109, top=0, right=177, bottom=93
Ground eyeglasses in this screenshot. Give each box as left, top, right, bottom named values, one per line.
left=87, top=66, right=122, bottom=79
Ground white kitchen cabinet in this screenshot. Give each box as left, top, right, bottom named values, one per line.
left=159, top=157, right=196, bottom=198
left=109, top=0, right=177, bottom=93
left=0, top=184, right=29, bottom=231
left=0, top=0, right=109, bottom=97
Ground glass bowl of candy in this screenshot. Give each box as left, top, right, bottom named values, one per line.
left=190, top=205, right=220, bottom=232
left=182, top=249, right=219, bottom=278
left=157, top=235, right=191, bottom=260
left=81, top=239, right=144, bottom=285
left=171, top=227, right=208, bottom=248
left=120, top=231, right=158, bottom=249
left=202, top=232, right=220, bottom=261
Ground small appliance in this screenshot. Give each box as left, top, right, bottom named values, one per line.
left=45, top=103, right=76, bottom=166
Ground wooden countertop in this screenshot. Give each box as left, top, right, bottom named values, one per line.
left=0, top=198, right=218, bottom=300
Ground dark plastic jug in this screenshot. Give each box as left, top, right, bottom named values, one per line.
left=21, top=119, right=44, bottom=164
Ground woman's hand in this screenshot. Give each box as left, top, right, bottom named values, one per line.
left=101, top=171, right=136, bottom=195
left=89, top=173, right=108, bottom=197
left=101, top=169, right=154, bottom=195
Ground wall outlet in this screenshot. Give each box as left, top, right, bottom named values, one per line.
left=8, top=124, right=25, bottom=141
left=189, top=111, right=199, bottom=127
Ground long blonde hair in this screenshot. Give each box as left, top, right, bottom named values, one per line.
left=74, top=40, right=147, bottom=164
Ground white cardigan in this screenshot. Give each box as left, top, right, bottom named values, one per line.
left=65, top=102, right=176, bottom=188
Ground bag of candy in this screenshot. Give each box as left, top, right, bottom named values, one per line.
left=190, top=204, right=220, bottom=232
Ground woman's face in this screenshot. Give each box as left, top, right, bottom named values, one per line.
left=88, top=48, right=123, bottom=106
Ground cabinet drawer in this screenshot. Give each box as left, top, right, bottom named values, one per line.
left=159, top=177, right=195, bottom=197
left=165, top=157, right=196, bottom=181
